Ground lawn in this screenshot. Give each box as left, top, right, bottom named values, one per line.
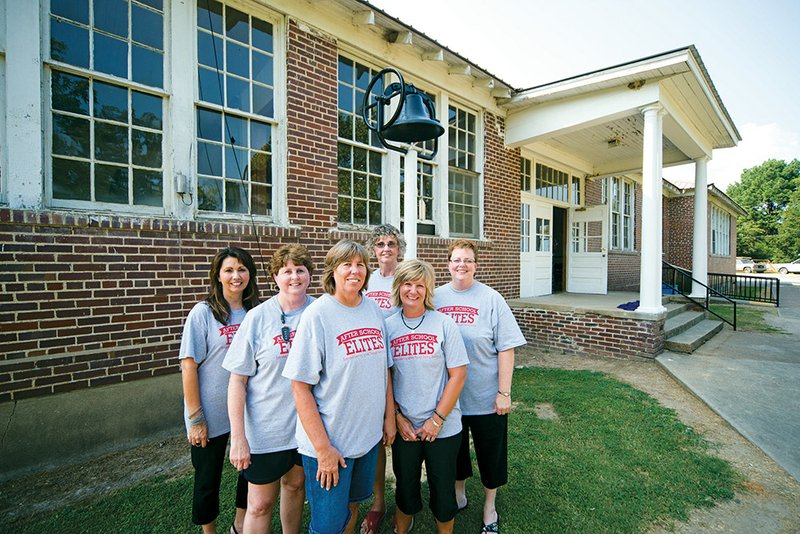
left=10, top=368, right=740, bottom=533
left=710, top=303, right=788, bottom=333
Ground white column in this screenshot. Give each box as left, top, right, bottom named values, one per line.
left=4, top=0, right=43, bottom=208
left=403, top=147, right=418, bottom=259
left=637, top=104, right=667, bottom=314
left=690, top=157, right=709, bottom=297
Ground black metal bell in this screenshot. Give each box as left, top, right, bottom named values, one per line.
left=382, top=89, right=445, bottom=143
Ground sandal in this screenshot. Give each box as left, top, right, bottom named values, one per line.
left=360, top=510, right=386, bottom=534
left=456, top=497, right=468, bottom=514
left=230, top=526, right=239, bottom=534
left=393, top=515, right=414, bottom=533
left=480, top=513, right=500, bottom=533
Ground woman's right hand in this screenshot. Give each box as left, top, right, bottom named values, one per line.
left=316, top=444, right=347, bottom=490
left=188, top=422, right=208, bottom=448
left=229, top=435, right=251, bottom=471
left=396, top=414, right=418, bottom=442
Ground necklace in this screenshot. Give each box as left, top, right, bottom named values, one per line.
left=401, top=312, right=426, bottom=331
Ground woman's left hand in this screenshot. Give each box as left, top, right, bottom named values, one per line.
left=495, top=392, right=511, bottom=415
left=416, top=418, right=441, bottom=442
left=383, top=412, right=397, bottom=446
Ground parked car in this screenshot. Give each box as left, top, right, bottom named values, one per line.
left=736, top=257, right=767, bottom=273
left=771, top=257, right=800, bottom=274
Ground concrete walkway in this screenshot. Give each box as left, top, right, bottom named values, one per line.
left=657, top=275, right=800, bottom=482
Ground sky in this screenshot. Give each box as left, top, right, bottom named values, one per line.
left=368, top=0, right=800, bottom=191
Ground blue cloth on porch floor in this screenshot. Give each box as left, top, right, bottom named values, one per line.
left=617, top=300, right=639, bottom=311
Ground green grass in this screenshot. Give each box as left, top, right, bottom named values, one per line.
left=10, top=368, right=740, bottom=533
left=710, top=303, right=789, bottom=333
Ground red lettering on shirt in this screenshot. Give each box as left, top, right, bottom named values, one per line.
left=365, top=290, right=393, bottom=309
left=337, top=328, right=385, bottom=358
left=219, top=324, right=240, bottom=345
left=272, top=330, right=295, bottom=357
left=437, top=305, right=479, bottom=324
left=390, top=332, right=438, bottom=360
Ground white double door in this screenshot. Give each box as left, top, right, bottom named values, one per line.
left=520, top=198, right=608, bottom=297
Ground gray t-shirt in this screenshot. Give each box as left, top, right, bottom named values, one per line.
left=282, top=294, right=390, bottom=459
left=179, top=302, right=247, bottom=438
left=386, top=310, right=469, bottom=439
left=365, top=271, right=396, bottom=317
left=434, top=281, right=527, bottom=416
left=222, top=296, right=315, bottom=454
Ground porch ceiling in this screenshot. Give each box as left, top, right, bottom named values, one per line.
left=502, top=47, right=740, bottom=177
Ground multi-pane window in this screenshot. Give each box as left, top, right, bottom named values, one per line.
left=710, top=204, right=731, bottom=256
left=535, top=217, right=550, bottom=252
left=400, top=158, right=435, bottom=233
left=521, top=157, right=532, bottom=192
left=48, top=0, right=165, bottom=207
left=535, top=163, right=569, bottom=202
left=520, top=203, right=531, bottom=252
left=571, top=176, right=581, bottom=205
left=609, top=176, right=635, bottom=251
left=196, top=0, right=276, bottom=215
left=337, top=56, right=383, bottom=226
left=448, top=105, right=479, bottom=238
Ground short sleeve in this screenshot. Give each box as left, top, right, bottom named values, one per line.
left=222, top=310, right=258, bottom=377
left=282, top=307, right=324, bottom=385
left=178, top=303, right=209, bottom=364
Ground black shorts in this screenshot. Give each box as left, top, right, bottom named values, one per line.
left=456, top=413, right=508, bottom=489
left=392, top=433, right=461, bottom=522
left=243, top=448, right=301, bottom=485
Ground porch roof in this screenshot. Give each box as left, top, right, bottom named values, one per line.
left=502, top=46, right=740, bottom=177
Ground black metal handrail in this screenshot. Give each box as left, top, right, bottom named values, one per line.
left=662, top=261, right=737, bottom=330
left=707, top=272, right=780, bottom=306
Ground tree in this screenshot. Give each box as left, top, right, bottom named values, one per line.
left=727, top=159, right=800, bottom=261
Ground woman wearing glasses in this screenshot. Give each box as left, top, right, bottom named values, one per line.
left=388, top=259, right=468, bottom=534
left=434, top=240, right=526, bottom=534
left=224, top=245, right=315, bottom=534
left=360, top=224, right=405, bottom=534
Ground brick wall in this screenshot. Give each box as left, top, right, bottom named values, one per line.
left=512, top=306, right=664, bottom=359
left=0, top=209, right=308, bottom=402
left=665, top=195, right=694, bottom=269
left=664, top=195, right=737, bottom=275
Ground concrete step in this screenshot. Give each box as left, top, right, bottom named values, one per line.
left=665, top=301, right=691, bottom=319
left=664, top=310, right=705, bottom=339
left=664, top=319, right=724, bottom=353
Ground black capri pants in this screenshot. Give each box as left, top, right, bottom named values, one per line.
left=456, top=413, right=508, bottom=489
left=392, top=433, right=461, bottom=523
left=190, top=432, right=248, bottom=525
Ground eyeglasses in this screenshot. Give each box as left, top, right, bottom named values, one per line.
left=375, top=241, right=398, bottom=249
left=449, top=258, right=476, bottom=265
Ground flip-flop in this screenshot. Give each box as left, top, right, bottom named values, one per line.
left=393, top=515, right=414, bottom=533
left=360, top=510, right=385, bottom=534
left=230, top=526, right=239, bottom=534
left=480, top=512, right=500, bottom=533
left=456, top=498, right=468, bottom=514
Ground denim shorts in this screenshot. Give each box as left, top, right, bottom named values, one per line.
left=302, top=442, right=379, bottom=534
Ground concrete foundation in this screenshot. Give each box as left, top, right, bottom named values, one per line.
left=0, top=374, right=183, bottom=481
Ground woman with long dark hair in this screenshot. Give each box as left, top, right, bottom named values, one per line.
left=180, top=247, right=260, bottom=534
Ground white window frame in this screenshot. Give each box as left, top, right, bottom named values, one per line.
left=44, top=0, right=169, bottom=214
left=447, top=102, right=482, bottom=239
left=193, top=0, right=285, bottom=221
left=710, top=203, right=731, bottom=256
left=608, top=176, right=635, bottom=251
left=335, top=52, right=388, bottom=229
